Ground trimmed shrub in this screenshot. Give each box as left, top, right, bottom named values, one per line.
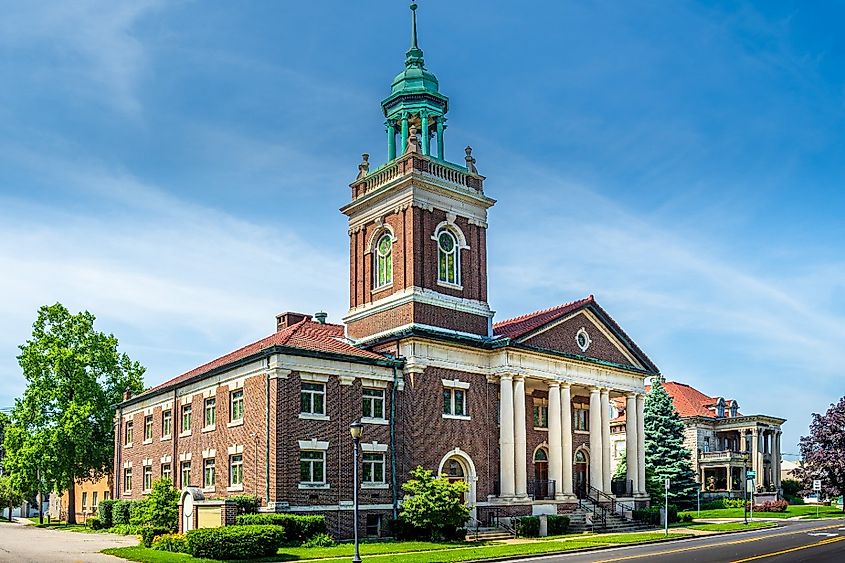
left=514, top=516, right=540, bottom=538
left=86, top=516, right=103, bottom=530
left=547, top=514, right=570, bottom=535
left=186, top=525, right=284, bottom=559
left=754, top=500, right=789, bottom=513
left=111, top=501, right=132, bottom=526
left=228, top=494, right=259, bottom=515
left=152, top=533, right=189, bottom=553
left=633, top=505, right=678, bottom=525
left=98, top=499, right=117, bottom=528
left=302, top=532, right=335, bottom=548
left=234, top=513, right=326, bottom=543
left=129, top=499, right=149, bottom=526
left=108, top=524, right=143, bottom=535
left=141, top=526, right=171, bottom=548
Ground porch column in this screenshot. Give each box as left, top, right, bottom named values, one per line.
left=636, top=394, right=646, bottom=495
left=726, top=465, right=732, bottom=491
left=625, top=393, right=638, bottom=496
left=774, top=430, right=782, bottom=491
left=560, top=383, right=574, bottom=497
left=751, top=428, right=760, bottom=487
left=589, top=387, right=603, bottom=491
left=600, top=388, right=611, bottom=493
left=499, top=374, right=515, bottom=498
left=513, top=375, right=528, bottom=498
left=548, top=382, right=564, bottom=499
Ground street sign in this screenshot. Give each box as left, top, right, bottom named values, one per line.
left=665, top=478, right=671, bottom=490
left=746, top=470, right=756, bottom=480
left=813, top=480, right=822, bottom=491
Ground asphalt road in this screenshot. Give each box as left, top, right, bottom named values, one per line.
left=516, top=519, right=845, bottom=563
left=0, top=520, right=135, bottom=562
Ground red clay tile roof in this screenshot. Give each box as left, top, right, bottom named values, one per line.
left=493, top=296, right=595, bottom=339
left=645, top=381, right=740, bottom=418
left=141, top=320, right=386, bottom=397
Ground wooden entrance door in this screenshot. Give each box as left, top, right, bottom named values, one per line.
left=574, top=450, right=589, bottom=499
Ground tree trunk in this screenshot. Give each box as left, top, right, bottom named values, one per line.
left=7, top=501, right=11, bottom=522
left=66, top=481, right=76, bottom=525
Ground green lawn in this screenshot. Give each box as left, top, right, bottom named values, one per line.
left=682, top=521, right=776, bottom=532
left=680, top=504, right=845, bottom=519
left=104, top=532, right=691, bottom=563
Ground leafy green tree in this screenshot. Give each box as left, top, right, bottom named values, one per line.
left=643, top=378, right=697, bottom=507
left=400, top=466, right=469, bottom=540
left=140, top=478, right=179, bottom=531
left=0, top=474, right=25, bottom=521
left=0, top=411, right=9, bottom=471
left=797, top=396, right=845, bottom=511
left=614, top=451, right=627, bottom=480
left=3, top=304, right=144, bottom=524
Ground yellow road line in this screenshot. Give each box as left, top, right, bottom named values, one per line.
left=730, top=536, right=845, bottom=562
left=592, top=523, right=843, bottom=563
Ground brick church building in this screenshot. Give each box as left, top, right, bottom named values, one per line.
left=114, top=3, right=658, bottom=537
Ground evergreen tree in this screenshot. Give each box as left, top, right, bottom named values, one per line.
left=643, top=378, right=697, bottom=507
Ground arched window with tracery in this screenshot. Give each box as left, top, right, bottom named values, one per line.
left=436, top=228, right=459, bottom=285
left=374, top=232, right=393, bottom=289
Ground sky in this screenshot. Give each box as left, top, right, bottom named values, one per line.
left=1, top=0, right=844, bottom=460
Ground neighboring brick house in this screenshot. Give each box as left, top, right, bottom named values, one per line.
left=610, top=380, right=786, bottom=497
left=114, top=4, right=661, bottom=538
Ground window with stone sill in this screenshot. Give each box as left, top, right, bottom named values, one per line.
left=362, top=388, right=385, bottom=420
left=533, top=404, right=549, bottom=428
left=161, top=463, right=171, bottom=481
left=300, top=450, right=325, bottom=484
left=180, top=461, right=191, bottom=488
left=143, top=415, right=153, bottom=442
left=143, top=465, right=152, bottom=492
left=229, top=454, right=243, bottom=487
left=574, top=408, right=589, bottom=431
left=81, top=491, right=87, bottom=513
left=124, top=421, right=133, bottom=445
left=203, top=458, right=215, bottom=489
left=123, top=468, right=132, bottom=492
left=436, top=228, right=460, bottom=286
left=443, top=388, right=467, bottom=417
left=363, top=453, right=385, bottom=485
left=230, top=389, right=244, bottom=422
left=300, top=382, right=326, bottom=416
left=204, top=397, right=216, bottom=428
left=162, top=409, right=172, bottom=438
left=181, top=404, right=192, bottom=433
left=374, top=233, right=393, bottom=290
left=92, top=491, right=98, bottom=511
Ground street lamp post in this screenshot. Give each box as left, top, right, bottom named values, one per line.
left=350, top=421, right=363, bottom=563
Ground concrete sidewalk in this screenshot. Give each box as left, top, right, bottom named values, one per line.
left=0, top=519, right=137, bottom=562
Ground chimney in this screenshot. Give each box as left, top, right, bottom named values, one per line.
left=276, top=311, right=312, bottom=331
left=123, top=389, right=132, bottom=401
left=314, top=311, right=328, bottom=324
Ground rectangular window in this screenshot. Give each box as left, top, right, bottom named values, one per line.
left=143, top=465, right=153, bottom=492
left=144, top=415, right=153, bottom=441
left=362, top=388, right=385, bottom=419
left=703, top=436, right=710, bottom=453
left=81, top=491, right=88, bottom=513
left=362, top=453, right=385, bottom=484
left=161, top=463, right=172, bottom=481
left=300, top=450, right=325, bottom=484
left=533, top=404, right=549, bottom=428
left=92, top=491, right=98, bottom=510
left=443, top=388, right=467, bottom=417
left=162, top=409, right=172, bottom=437
left=123, top=468, right=132, bottom=492
left=203, top=458, right=216, bottom=489
left=180, top=461, right=191, bottom=488
left=366, top=514, right=382, bottom=537
left=230, top=389, right=244, bottom=422
left=229, top=454, right=243, bottom=486
left=300, top=383, right=325, bottom=415
left=204, top=398, right=216, bottom=428
left=181, top=404, right=192, bottom=433
left=103, top=491, right=110, bottom=501
left=124, top=421, right=133, bottom=445
left=574, top=408, right=589, bottom=431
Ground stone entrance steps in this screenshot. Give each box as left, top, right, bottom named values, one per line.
left=468, top=527, right=514, bottom=542
left=568, top=507, right=655, bottom=534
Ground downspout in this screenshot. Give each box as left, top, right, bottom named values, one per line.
left=265, top=368, right=271, bottom=507
left=172, top=388, right=178, bottom=484
left=389, top=360, right=399, bottom=519
left=116, top=406, right=122, bottom=498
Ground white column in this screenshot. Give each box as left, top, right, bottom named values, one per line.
left=513, top=375, right=528, bottom=498
left=601, top=388, right=611, bottom=493
left=560, top=383, right=574, bottom=497
left=636, top=393, right=646, bottom=496
left=775, top=430, right=782, bottom=490
left=589, top=387, right=603, bottom=491
left=751, top=428, right=760, bottom=484
left=499, top=374, right=515, bottom=498
left=548, top=382, right=563, bottom=499
left=625, top=393, right=638, bottom=496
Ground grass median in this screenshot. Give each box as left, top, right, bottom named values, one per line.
left=680, top=504, right=845, bottom=520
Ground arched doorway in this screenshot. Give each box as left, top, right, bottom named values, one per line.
left=438, top=448, right=477, bottom=523
left=574, top=448, right=589, bottom=499
left=533, top=447, right=550, bottom=499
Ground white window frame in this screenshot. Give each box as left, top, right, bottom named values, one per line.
left=362, top=388, right=386, bottom=423
left=161, top=409, right=172, bottom=440
left=533, top=401, right=549, bottom=430
left=300, top=382, right=328, bottom=419
left=203, top=397, right=216, bottom=431
left=203, top=458, right=216, bottom=491
left=180, top=461, right=191, bottom=488
left=435, top=228, right=460, bottom=287
left=180, top=404, right=192, bottom=436
left=81, top=491, right=88, bottom=513
left=228, top=454, right=243, bottom=490
left=161, top=462, right=172, bottom=481
left=229, top=389, right=244, bottom=426
left=574, top=407, right=589, bottom=432
left=143, top=415, right=153, bottom=443
left=123, top=467, right=132, bottom=494
left=373, top=231, right=394, bottom=291
left=92, top=491, right=98, bottom=512
left=442, top=378, right=470, bottom=420
left=124, top=421, right=133, bottom=447
left=143, top=465, right=153, bottom=493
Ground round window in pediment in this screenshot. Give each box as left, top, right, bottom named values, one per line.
left=576, top=327, right=591, bottom=352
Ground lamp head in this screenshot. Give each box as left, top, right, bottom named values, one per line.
left=350, top=420, right=364, bottom=440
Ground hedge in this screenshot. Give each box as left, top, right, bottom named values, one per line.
left=112, top=500, right=132, bottom=526
left=234, top=513, right=326, bottom=543
left=98, top=499, right=117, bottom=528
left=141, top=526, right=172, bottom=548
left=547, top=514, right=570, bottom=535
left=129, top=499, right=149, bottom=526
left=514, top=516, right=540, bottom=538
left=228, top=494, right=259, bottom=515
left=632, top=505, right=678, bottom=525
left=186, top=525, right=285, bottom=559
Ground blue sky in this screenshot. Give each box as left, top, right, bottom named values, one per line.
left=1, top=1, right=844, bottom=459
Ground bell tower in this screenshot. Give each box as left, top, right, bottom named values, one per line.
left=341, top=2, right=495, bottom=342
